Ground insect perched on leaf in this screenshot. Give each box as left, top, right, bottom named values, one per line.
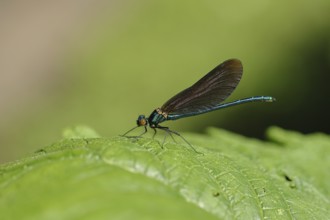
left=123, top=59, right=275, bottom=153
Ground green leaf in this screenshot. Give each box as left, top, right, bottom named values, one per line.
left=1, top=127, right=329, bottom=219
left=62, top=125, right=100, bottom=139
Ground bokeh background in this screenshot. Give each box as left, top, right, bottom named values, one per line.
left=1, top=0, right=329, bottom=164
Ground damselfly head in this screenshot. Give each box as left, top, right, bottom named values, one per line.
left=137, top=115, right=148, bottom=126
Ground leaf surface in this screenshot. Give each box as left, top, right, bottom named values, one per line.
left=1, top=127, right=329, bottom=219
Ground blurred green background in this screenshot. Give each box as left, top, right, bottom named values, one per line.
left=0, top=0, right=329, bottom=164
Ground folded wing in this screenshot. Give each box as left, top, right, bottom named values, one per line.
left=162, top=59, right=243, bottom=115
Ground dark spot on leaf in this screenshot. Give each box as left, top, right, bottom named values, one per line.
left=284, top=174, right=292, bottom=182
left=35, top=149, right=46, bottom=153
left=213, top=192, right=220, bottom=197
left=283, top=174, right=297, bottom=189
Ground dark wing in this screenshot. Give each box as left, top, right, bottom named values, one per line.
left=161, top=59, right=243, bottom=115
